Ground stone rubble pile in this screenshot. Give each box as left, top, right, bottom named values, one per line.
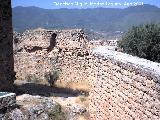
left=2, top=94, right=65, bottom=120
left=65, top=104, right=87, bottom=120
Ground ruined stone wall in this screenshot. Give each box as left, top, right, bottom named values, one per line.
left=56, top=29, right=91, bottom=84
left=0, top=0, right=15, bottom=90
left=14, top=29, right=160, bottom=119
left=89, top=49, right=160, bottom=120
left=14, top=29, right=91, bottom=84
left=14, top=29, right=58, bottom=82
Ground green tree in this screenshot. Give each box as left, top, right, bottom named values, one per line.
left=118, top=24, right=160, bottom=62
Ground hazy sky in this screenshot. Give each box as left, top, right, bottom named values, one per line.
left=12, top=0, right=160, bottom=9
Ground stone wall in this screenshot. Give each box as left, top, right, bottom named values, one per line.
left=56, top=29, right=91, bottom=84
left=14, top=29, right=160, bottom=119
left=14, top=29, right=58, bottom=82
left=14, top=29, right=91, bottom=84
left=0, top=0, right=15, bottom=90
left=89, top=47, right=160, bottom=120
left=1, top=1, right=160, bottom=119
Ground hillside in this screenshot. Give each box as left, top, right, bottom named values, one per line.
left=13, top=4, right=160, bottom=33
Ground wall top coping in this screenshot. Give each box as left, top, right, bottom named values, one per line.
left=92, top=46, right=160, bottom=76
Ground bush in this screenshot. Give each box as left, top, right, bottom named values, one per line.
left=25, top=74, right=48, bottom=85
left=26, top=74, right=39, bottom=83
left=44, top=70, right=60, bottom=86
left=118, top=24, right=160, bottom=63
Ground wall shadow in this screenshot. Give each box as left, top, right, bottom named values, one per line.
left=13, top=83, right=88, bottom=97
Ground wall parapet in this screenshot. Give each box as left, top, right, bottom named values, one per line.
left=92, top=46, right=160, bottom=83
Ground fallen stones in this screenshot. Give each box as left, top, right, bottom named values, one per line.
left=3, top=94, right=65, bottom=120
left=0, top=92, right=16, bottom=110
left=67, top=104, right=86, bottom=115
left=64, top=103, right=87, bottom=120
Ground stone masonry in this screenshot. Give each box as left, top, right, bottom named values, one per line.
left=89, top=48, right=160, bottom=120
left=2, top=1, right=160, bottom=119
left=14, top=29, right=160, bottom=119
left=0, top=0, right=15, bottom=90
left=13, top=28, right=160, bottom=119
left=14, top=28, right=91, bottom=84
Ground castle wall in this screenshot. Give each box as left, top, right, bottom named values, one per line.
left=89, top=47, right=160, bottom=120
left=0, top=0, right=15, bottom=90
left=14, top=29, right=91, bottom=84
left=14, top=29, right=160, bottom=119
left=1, top=1, right=160, bottom=118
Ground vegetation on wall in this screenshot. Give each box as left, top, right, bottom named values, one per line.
left=118, top=23, right=160, bottom=63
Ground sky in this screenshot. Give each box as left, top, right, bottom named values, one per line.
left=12, top=0, right=160, bottom=9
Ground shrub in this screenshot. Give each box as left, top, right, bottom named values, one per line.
left=25, top=74, right=48, bottom=84
left=45, top=70, right=60, bottom=86
left=118, top=23, right=160, bottom=62
left=26, top=74, right=39, bottom=83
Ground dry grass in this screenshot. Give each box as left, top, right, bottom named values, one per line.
left=75, top=96, right=89, bottom=108
left=77, top=115, right=88, bottom=120
left=75, top=96, right=90, bottom=120
left=55, top=80, right=90, bottom=93
left=53, top=95, right=90, bottom=120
